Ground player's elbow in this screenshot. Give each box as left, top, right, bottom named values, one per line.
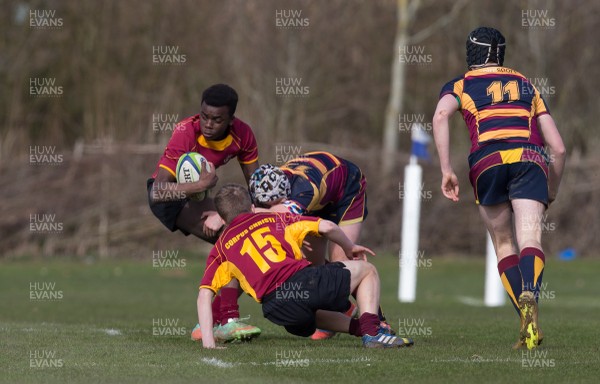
left=317, top=219, right=337, bottom=235
left=554, top=143, right=566, bottom=157
left=547, top=140, right=566, bottom=161
left=432, top=109, right=451, bottom=129
left=198, top=288, right=215, bottom=302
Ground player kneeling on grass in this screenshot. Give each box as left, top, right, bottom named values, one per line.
left=197, top=183, right=414, bottom=349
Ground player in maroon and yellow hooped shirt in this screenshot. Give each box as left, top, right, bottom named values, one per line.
left=249, top=151, right=367, bottom=264
left=147, top=84, right=260, bottom=342
left=197, top=183, right=413, bottom=349
left=248, top=152, right=395, bottom=340
left=432, top=27, right=566, bottom=350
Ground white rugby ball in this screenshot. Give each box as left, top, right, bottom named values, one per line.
left=176, top=152, right=212, bottom=201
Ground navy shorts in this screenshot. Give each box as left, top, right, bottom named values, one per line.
left=261, top=262, right=352, bottom=337
left=472, top=162, right=549, bottom=206
left=147, top=178, right=190, bottom=235
left=319, top=160, right=368, bottom=225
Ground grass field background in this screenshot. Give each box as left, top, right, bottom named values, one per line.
left=2, top=254, right=600, bottom=383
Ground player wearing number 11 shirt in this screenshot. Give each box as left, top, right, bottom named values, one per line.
left=432, top=27, right=566, bottom=350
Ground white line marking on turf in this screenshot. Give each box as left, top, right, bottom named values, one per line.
left=103, top=328, right=122, bottom=336
left=431, top=357, right=521, bottom=364
left=201, top=357, right=237, bottom=368
left=201, top=357, right=371, bottom=368
left=248, top=357, right=371, bottom=366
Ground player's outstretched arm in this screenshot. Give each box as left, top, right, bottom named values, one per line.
left=197, top=288, right=217, bottom=349
left=538, top=114, right=566, bottom=204
left=318, top=220, right=375, bottom=261
left=433, top=94, right=460, bottom=202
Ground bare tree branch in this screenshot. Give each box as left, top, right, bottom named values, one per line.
left=408, top=0, right=469, bottom=45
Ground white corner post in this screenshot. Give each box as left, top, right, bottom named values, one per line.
left=484, top=232, right=505, bottom=307
left=398, top=156, right=422, bottom=302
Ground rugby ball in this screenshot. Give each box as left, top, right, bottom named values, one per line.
left=176, top=152, right=212, bottom=201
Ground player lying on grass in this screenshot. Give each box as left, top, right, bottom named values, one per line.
left=248, top=152, right=393, bottom=340
left=147, top=84, right=261, bottom=342
left=197, top=183, right=414, bottom=349
left=432, top=27, right=566, bottom=350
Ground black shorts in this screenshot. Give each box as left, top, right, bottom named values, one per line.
left=473, top=162, right=549, bottom=206
left=261, top=262, right=352, bottom=337
left=146, top=178, right=190, bottom=235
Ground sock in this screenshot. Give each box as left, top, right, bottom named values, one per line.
left=350, top=289, right=385, bottom=322
left=497, top=255, right=522, bottom=314
left=219, top=287, right=240, bottom=324
left=519, top=247, right=545, bottom=302
left=358, top=312, right=380, bottom=337
left=349, top=318, right=362, bottom=337
left=211, top=295, right=221, bottom=326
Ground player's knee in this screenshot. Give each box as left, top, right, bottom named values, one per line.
left=361, top=261, right=378, bottom=278
left=490, top=231, right=514, bottom=249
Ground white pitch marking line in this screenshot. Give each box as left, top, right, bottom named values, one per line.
left=201, top=357, right=238, bottom=368
left=102, top=328, right=122, bottom=336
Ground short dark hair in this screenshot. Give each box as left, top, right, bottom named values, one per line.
left=201, top=84, right=238, bottom=116
left=214, top=183, right=252, bottom=224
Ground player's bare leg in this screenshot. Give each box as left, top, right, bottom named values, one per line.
left=315, top=310, right=351, bottom=333
left=340, top=260, right=379, bottom=314
left=308, top=224, right=362, bottom=340
left=175, top=198, right=220, bottom=243
left=341, top=260, right=413, bottom=348
left=478, top=203, right=519, bottom=262
left=478, top=201, right=543, bottom=349
left=305, top=235, right=348, bottom=340
left=512, top=198, right=546, bottom=349
left=479, top=203, right=524, bottom=347
left=330, top=222, right=394, bottom=333
left=512, top=199, right=544, bottom=250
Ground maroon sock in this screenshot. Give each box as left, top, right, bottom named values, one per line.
left=211, top=295, right=221, bottom=326
left=349, top=318, right=362, bottom=337
left=359, top=312, right=379, bottom=337
left=219, top=287, right=240, bottom=324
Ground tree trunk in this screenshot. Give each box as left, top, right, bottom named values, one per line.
left=381, top=0, right=409, bottom=177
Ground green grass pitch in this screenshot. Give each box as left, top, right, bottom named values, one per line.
left=2, top=255, right=600, bottom=383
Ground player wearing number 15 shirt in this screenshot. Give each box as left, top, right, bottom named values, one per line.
left=197, top=184, right=412, bottom=349
left=200, top=212, right=316, bottom=302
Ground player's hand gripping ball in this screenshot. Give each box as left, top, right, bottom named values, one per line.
left=176, top=152, right=212, bottom=201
